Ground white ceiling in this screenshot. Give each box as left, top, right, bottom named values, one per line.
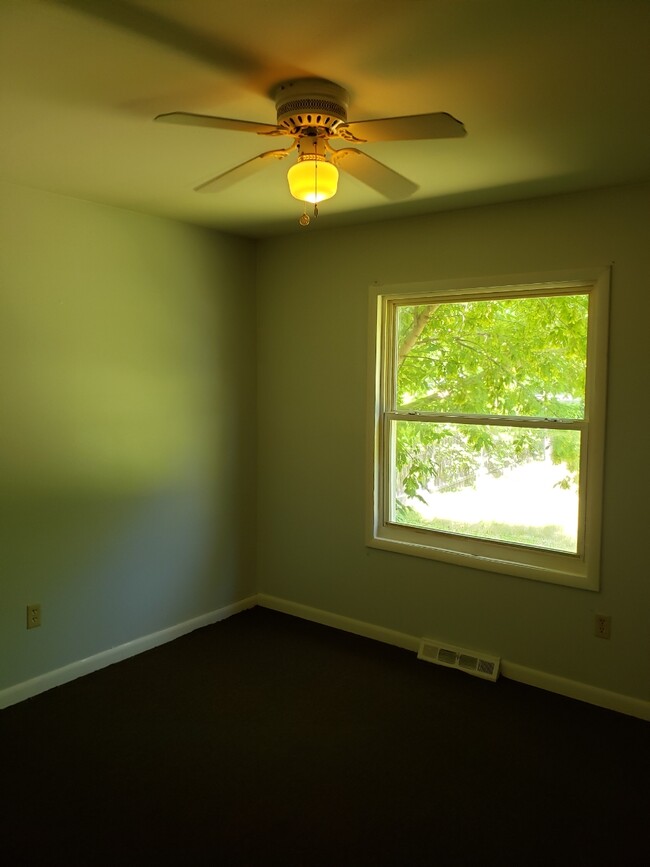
left=2, top=0, right=650, bottom=237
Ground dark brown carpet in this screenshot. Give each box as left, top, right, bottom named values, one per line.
left=1, top=606, right=648, bottom=866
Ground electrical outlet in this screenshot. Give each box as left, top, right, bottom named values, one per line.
left=26, top=603, right=41, bottom=629
left=594, top=614, right=611, bottom=639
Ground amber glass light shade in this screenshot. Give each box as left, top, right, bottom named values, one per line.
left=287, top=156, right=338, bottom=203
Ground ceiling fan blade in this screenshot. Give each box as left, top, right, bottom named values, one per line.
left=155, top=112, right=284, bottom=136
left=340, top=112, right=466, bottom=143
left=333, top=149, right=418, bottom=200
left=194, top=147, right=295, bottom=193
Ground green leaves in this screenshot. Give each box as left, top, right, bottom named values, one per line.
left=393, top=293, right=588, bottom=500
left=396, top=294, right=588, bottom=419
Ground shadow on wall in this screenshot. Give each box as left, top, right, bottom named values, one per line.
left=0, top=477, right=250, bottom=689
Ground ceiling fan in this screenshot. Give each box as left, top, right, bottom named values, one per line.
left=155, top=78, right=466, bottom=224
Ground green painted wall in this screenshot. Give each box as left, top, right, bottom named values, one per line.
left=3, top=178, right=649, bottom=707
left=0, top=182, right=257, bottom=690
left=256, top=183, right=650, bottom=702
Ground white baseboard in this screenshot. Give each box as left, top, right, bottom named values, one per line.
left=500, top=661, right=650, bottom=722
left=258, top=593, right=650, bottom=722
left=257, top=593, right=420, bottom=652
left=0, top=595, right=257, bottom=710
left=4, top=593, right=648, bottom=722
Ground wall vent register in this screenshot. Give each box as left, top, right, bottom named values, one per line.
left=418, top=638, right=501, bottom=681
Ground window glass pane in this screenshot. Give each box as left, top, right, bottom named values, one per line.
left=391, top=420, right=580, bottom=553
left=396, top=294, right=588, bottom=418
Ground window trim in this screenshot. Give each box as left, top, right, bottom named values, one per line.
left=367, top=268, right=610, bottom=590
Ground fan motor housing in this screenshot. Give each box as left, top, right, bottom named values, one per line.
left=274, top=78, right=349, bottom=135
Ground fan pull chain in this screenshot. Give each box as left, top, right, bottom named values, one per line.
left=313, top=141, right=319, bottom=218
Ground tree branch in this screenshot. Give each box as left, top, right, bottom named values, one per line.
left=398, top=305, right=438, bottom=369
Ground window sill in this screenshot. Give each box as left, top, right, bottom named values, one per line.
left=367, top=529, right=598, bottom=591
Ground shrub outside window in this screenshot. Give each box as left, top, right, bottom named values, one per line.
left=368, top=270, right=609, bottom=589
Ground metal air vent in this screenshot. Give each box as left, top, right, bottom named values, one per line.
left=418, top=639, right=500, bottom=682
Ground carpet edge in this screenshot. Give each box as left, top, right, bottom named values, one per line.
left=258, top=593, right=650, bottom=722
left=0, top=595, right=258, bottom=709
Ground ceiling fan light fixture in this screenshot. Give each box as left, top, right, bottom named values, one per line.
left=156, top=77, right=466, bottom=215
left=287, top=153, right=338, bottom=204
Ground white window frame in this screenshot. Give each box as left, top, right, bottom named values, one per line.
left=367, top=268, right=610, bottom=590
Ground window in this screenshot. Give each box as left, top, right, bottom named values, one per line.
left=368, top=270, right=609, bottom=589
